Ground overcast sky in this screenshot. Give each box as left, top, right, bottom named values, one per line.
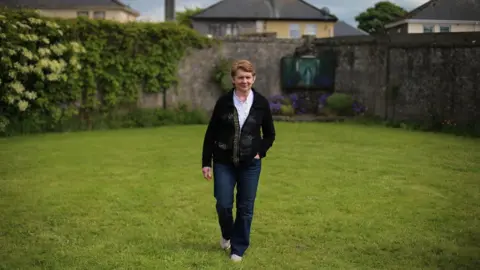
left=122, top=0, right=429, bottom=26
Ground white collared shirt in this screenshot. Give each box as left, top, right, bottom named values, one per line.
left=233, top=89, right=254, bottom=130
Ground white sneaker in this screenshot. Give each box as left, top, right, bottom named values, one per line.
left=220, top=238, right=231, bottom=250
left=230, top=254, right=242, bottom=262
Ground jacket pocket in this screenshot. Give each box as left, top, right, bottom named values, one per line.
left=216, top=141, right=229, bottom=150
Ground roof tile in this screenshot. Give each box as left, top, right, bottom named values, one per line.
left=193, top=0, right=336, bottom=21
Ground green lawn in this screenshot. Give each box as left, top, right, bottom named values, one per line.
left=1, top=122, right=479, bottom=270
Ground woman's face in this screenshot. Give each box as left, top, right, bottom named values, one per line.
left=232, top=69, right=255, bottom=92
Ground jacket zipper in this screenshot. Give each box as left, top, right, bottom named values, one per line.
left=232, top=109, right=240, bottom=166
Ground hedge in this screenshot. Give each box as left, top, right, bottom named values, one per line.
left=0, top=8, right=214, bottom=136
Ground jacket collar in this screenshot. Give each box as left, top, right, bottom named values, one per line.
left=226, top=88, right=262, bottom=109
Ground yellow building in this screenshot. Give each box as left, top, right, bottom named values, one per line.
left=191, top=0, right=337, bottom=39
left=0, top=0, right=140, bottom=23
left=263, top=20, right=334, bottom=39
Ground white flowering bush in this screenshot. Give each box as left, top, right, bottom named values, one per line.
left=0, top=10, right=85, bottom=133
left=0, top=8, right=213, bottom=135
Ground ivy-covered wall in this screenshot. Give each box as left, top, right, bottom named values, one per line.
left=0, top=8, right=214, bottom=136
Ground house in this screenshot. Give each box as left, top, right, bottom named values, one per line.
left=0, top=0, right=140, bottom=23
left=334, top=21, right=368, bottom=37
left=190, top=0, right=337, bottom=39
left=385, top=0, right=480, bottom=34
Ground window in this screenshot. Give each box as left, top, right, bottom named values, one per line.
left=304, top=24, right=317, bottom=36
left=226, top=24, right=232, bottom=35
left=423, top=25, right=434, bottom=33
left=209, top=23, right=238, bottom=37
left=208, top=24, right=221, bottom=37
left=256, top=21, right=264, bottom=33
left=440, top=25, right=451, bottom=32
left=224, top=24, right=238, bottom=36
left=289, top=24, right=301, bottom=38
left=232, top=24, right=238, bottom=35
left=77, top=11, right=89, bottom=17
left=93, top=11, right=106, bottom=19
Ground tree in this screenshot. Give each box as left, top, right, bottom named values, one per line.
left=175, top=7, right=203, bottom=28
left=354, top=1, right=407, bottom=34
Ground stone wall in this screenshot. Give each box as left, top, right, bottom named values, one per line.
left=141, top=32, right=480, bottom=129
left=314, top=32, right=480, bottom=128
left=140, top=36, right=302, bottom=111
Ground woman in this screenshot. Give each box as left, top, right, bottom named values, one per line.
left=201, top=59, right=276, bottom=262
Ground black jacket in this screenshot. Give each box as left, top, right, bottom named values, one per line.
left=202, top=88, right=276, bottom=168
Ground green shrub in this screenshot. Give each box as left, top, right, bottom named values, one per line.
left=0, top=10, right=86, bottom=133
left=326, top=93, right=354, bottom=116
left=280, top=97, right=292, bottom=106
left=213, top=57, right=233, bottom=92
left=280, top=104, right=295, bottom=116
left=0, top=106, right=209, bottom=137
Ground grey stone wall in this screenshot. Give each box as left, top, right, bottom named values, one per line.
left=314, top=32, right=480, bottom=128
left=141, top=36, right=302, bottom=111
left=141, top=32, right=480, bottom=129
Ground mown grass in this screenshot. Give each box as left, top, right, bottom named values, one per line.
left=1, top=122, right=479, bottom=269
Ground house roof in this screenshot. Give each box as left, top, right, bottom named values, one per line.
left=191, top=0, right=337, bottom=21
left=334, top=21, right=368, bottom=36
left=386, top=0, right=480, bottom=28
left=406, top=0, right=480, bottom=20
left=0, top=0, right=140, bottom=16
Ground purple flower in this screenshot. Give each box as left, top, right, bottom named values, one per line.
left=269, top=93, right=312, bottom=115
left=318, top=93, right=330, bottom=105
left=269, top=102, right=281, bottom=113
left=352, top=101, right=366, bottom=113
left=291, top=100, right=298, bottom=108
left=296, top=107, right=306, bottom=114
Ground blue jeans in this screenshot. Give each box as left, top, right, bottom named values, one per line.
left=213, top=158, right=262, bottom=257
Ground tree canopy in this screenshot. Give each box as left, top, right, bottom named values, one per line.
left=355, top=1, right=407, bottom=34
left=175, top=7, right=203, bottom=28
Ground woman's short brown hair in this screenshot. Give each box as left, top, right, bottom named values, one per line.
left=231, top=59, right=256, bottom=77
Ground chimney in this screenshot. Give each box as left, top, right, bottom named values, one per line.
left=165, top=0, right=175, bottom=21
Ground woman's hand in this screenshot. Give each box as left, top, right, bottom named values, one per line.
left=202, top=167, right=212, bottom=180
